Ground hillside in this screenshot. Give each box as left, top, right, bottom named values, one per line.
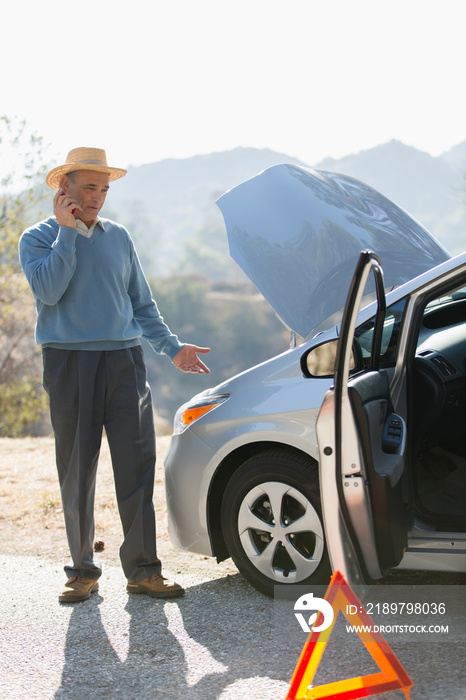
left=100, top=142, right=466, bottom=281
left=317, top=140, right=466, bottom=254
left=109, top=146, right=307, bottom=234
left=20, top=140, right=466, bottom=427
left=103, top=147, right=308, bottom=279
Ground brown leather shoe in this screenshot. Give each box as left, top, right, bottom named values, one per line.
left=59, top=576, right=99, bottom=603
left=126, top=573, right=184, bottom=599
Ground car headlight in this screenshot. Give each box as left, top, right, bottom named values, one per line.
left=173, top=392, right=230, bottom=434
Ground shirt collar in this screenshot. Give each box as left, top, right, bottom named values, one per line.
left=75, top=217, right=105, bottom=238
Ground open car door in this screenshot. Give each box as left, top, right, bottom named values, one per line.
left=316, top=250, right=409, bottom=586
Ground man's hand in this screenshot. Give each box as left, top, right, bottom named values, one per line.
left=173, top=344, right=211, bottom=374
left=53, top=188, right=81, bottom=228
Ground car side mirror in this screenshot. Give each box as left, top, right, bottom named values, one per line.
left=301, top=339, right=355, bottom=378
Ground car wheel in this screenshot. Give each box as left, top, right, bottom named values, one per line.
left=221, top=449, right=330, bottom=596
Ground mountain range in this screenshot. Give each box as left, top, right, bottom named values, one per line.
left=102, top=140, right=466, bottom=280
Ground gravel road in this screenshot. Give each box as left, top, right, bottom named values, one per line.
left=1, top=551, right=465, bottom=700
left=0, top=553, right=293, bottom=700
left=1, top=435, right=465, bottom=699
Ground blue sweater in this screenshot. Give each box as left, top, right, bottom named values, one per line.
left=19, top=216, right=183, bottom=360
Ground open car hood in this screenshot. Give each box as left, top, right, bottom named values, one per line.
left=216, top=164, right=450, bottom=338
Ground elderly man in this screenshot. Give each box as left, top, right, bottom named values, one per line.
left=19, top=148, right=210, bottom=603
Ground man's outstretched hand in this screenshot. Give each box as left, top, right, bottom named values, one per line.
left=173, top=344, right=211, bottom=374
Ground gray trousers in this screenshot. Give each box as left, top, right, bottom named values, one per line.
left=42, top=346, right=162, bottom=583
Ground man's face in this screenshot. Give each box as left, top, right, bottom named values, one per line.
left=63, top=170, right=110, bottom=226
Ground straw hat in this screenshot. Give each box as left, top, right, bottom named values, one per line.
left=46, top=147, right=127, bottom=189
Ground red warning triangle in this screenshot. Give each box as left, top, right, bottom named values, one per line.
left=286, top=571, right=413, bottom=700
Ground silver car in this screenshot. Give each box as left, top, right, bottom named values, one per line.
left=164, top=165, right=466, bottom=595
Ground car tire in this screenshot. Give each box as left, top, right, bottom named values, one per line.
left=221, top=448, right=330, bottom=596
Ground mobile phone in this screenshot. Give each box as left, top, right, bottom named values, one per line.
left=59, top=188, right=76, bottom=215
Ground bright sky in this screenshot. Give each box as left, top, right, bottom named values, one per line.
left=3, top=0, right=466, bottom=171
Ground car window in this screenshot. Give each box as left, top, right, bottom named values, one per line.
left=354, top=297, right=407, bottom=369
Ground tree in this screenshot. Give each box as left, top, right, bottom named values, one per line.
left=0, top=116, right=49, bottom=436
left=143, top=274, right=289, bottom=421
left=172, top=196, right=246, bottom=282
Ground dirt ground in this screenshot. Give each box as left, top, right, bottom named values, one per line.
left=1, top=435, right=464, bottom=587
left=0, top=434, right=237, bottom=579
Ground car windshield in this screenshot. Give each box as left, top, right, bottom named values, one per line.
left=424, top=285, right=466, bottom=310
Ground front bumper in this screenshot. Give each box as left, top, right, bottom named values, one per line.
left=164, top=428, right=219, bottom=556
